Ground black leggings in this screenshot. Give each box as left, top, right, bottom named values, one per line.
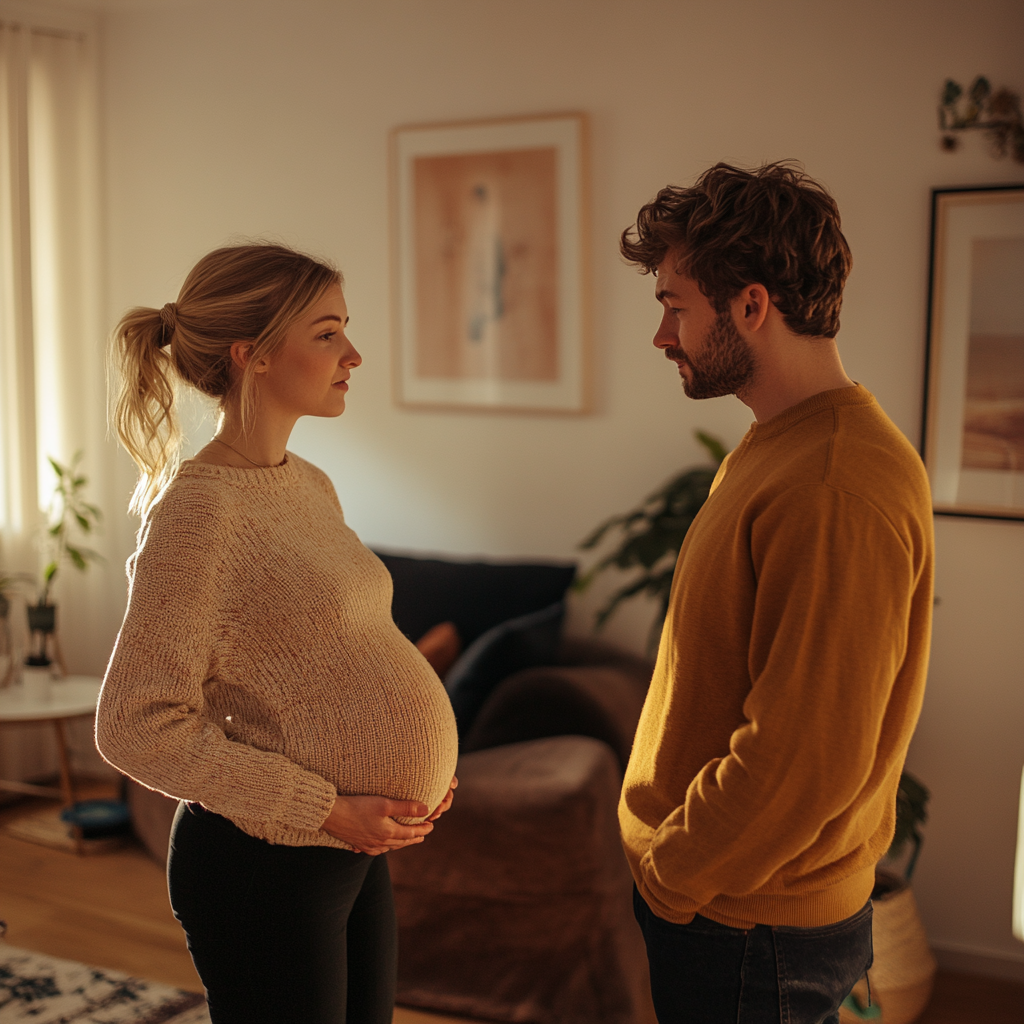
left=167, top=802, right=396, bottom=1024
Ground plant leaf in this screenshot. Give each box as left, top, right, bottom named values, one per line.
left=43, top=561, right=58, bottom=583
left=579, top=517, right=623, bottom=550
left=695, top=430, right=728, bottom=465
left=941, top=79, right=962, bottom=106
left=887, top=770, right=930, bottom=861
left=969, top=75, right=991, bottom=105
left=66, top=547, right=87, bottom=571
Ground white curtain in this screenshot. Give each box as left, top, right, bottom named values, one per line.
left=0, top=17, right=107, bottom=781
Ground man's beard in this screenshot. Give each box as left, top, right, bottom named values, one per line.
left=666, top=311, right=756, bottom=400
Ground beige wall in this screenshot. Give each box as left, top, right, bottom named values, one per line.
left=89, top=0, right=1023, bottom=975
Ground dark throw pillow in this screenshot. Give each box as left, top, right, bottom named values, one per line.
left=444, top=601, right=565, bottom=740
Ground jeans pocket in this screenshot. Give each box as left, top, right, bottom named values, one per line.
left=774, top=903, right=873, bottom=1024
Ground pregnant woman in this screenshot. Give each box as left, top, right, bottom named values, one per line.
left=96, top=243, right=458, bottom=1024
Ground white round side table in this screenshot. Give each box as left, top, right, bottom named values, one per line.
left=0, top=675, right=103, bottom=854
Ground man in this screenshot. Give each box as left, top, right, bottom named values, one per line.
left=618, top=163, right=933, bottom=1024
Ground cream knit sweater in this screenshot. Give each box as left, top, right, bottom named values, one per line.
left=96, top=454, right=459, bottom=851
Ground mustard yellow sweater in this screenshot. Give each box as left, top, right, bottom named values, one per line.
left=619, top=386, right=934, bottom=929
left=97, top=454, right=458, bottom=851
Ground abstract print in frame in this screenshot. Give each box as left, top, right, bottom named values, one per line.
left=923, top=185, right=1024, bottom=519
left=391, top=113, right=589, bottom=413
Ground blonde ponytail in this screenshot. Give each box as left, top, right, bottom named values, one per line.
left=109, top=243, right=341, bottom=516
left=111, top=305, right=183, bottom=515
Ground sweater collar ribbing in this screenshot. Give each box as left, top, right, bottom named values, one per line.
left=177, top=452, right=303, bottom=490
left=744, top=384, right=873, bottom=444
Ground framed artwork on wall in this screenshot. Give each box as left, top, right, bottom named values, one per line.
left=922, top=184, right=1024, bottom=519
left=390, top=113, right=589, bottom=413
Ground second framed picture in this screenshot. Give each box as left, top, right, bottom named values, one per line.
left=390, top=113, right=589, bottom=413
left=922, top=185, right=1024, bottom=519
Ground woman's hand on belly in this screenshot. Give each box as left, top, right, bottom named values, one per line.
left=426, top=776, right=458, bottom=822
left=320, top=795, right=434, bottom=855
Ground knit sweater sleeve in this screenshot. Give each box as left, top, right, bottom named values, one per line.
left=638, top=483, right=919, bottom=917
left=95, top=486, right=338, bottom=833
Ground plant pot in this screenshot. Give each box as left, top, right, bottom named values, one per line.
left=840, top=870, right=936, bottom=1024
left=27, top=603, right=56, bottom=634
left=26, top=603, right=64, bottom=672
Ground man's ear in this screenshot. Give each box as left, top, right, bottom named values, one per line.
left=733, top=284, right=770, bottom=333
left=229, top=341, right=268, bottom=374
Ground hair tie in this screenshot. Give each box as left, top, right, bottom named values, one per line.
left=158, top=303, right=178, bottom=348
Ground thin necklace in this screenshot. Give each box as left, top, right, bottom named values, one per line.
left=211, top=437, right=273, bottom=468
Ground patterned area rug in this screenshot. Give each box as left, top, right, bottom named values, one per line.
left=0, top=943, right=210, bottom=1023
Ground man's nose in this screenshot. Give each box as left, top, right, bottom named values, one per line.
left=653, top=318, right=677, bottom=349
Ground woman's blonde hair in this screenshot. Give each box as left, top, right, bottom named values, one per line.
left=111, top=242, right=341, bottom=515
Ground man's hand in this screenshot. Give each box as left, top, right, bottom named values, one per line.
left=320, top=795, right=433, bottom=855
left=426, top=776, right=458, bottom=822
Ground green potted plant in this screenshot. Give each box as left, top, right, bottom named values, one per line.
left=575, top=429, right=728, bottom=653
left=27, top=452, right=102, bottom=673
left=578, top=435, right=936, bottom=1024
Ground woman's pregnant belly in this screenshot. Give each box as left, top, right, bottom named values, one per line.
left=289, top=628, right=459, bottom=821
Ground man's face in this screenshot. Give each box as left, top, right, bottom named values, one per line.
left=653, top=255, right=756, bottom=400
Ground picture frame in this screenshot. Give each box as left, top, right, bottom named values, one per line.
left=922, top=185, right=1024, bottom=519
left=390, top=113, right=589, bottom=413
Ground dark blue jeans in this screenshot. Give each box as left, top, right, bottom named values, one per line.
left=634, top=886, right=873, bottom=1024
left=168, top=802, right=397, bottom=1024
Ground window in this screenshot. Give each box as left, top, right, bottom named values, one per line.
left=0, top=15, right=102, bottom=556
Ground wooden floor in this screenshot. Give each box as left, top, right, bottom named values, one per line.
left=1, top=782, right=1021, bottom=1024
left=0, top=782, right=462, bottom=1024
left=915, top=970, right=1023, bottom=1024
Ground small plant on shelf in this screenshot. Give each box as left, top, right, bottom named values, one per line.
left=38, top=452, right=103, bottom=607
left=28, top=452, right=102, bottom=669
left=939, top=75, right=1024, bottom=163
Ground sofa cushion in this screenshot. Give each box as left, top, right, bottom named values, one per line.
left=375, top=551, right=576, bottom=648
left=445, top=601, right=564, bottom=739
left=461, top=663, right=650, bottom=772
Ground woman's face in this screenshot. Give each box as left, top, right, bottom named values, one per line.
left=257, top=284, right=362, bottom=420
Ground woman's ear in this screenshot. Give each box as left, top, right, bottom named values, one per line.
left=229, top=341, right=269, bottom=374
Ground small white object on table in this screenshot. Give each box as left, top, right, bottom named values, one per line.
left=0, top=674, right=103, bottom=854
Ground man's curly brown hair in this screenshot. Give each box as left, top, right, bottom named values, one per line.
left=620, top=162, right=852, bottom=338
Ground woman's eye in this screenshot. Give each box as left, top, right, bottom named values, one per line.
left=318, top=331, right=336, bottom=342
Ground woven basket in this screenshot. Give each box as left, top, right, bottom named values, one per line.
left=840, top=871, right=936, bottom=1024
